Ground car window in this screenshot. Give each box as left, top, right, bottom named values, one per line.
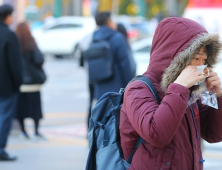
left=136, top=45, right=151, bottom=52
left=49, top=24, right=82, bottom=30
left=131, top=22, right=149, bottom=29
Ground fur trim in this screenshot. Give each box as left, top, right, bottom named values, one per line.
left=161, top=33, right=222, bottom=94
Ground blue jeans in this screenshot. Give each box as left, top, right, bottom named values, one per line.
left=0, top=93, right=18, bottom=155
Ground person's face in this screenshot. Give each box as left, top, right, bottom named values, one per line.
left=5, top=14, right=13, bottom=25
left=107, top=19, right=116, bottom=30
left=190, top=47, right=208, bottom=66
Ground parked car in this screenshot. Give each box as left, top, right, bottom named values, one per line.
left=114, top=15, right=152, bottom=42
left=131, top=21, right=151, bottom=38
left=121, top=22, right=140, bottom=42
left=32, top=16, right=96, bottom=58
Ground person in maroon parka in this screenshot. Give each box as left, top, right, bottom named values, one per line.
left=120, top=17, right=222, bottom=170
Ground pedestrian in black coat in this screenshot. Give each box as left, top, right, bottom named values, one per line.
left=85, top=12, right=134, bottom=129
left=0, top=4, right=23, bottom=161
left=15, top=22, right=46, bottom=140
left=117, top=23, right=137, bottom=77
left=92, top=12, right=133, bottom=100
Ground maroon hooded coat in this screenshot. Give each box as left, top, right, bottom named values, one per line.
left=120, top=17, right=222, bottom=170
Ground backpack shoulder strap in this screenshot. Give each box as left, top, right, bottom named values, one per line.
left=130, top=75, right=161, bottom=103
left=127, top=75, right=161, bottom=164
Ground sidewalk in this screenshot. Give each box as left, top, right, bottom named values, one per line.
left=1, top=112, right=89, bottom=170
left=2, top=134, right=88, bottom=170
left=203, top=141, right=222, bottom=170
left=1, top=113, right=222, bottom=170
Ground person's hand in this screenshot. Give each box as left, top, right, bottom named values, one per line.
left=205, top=67, right=222, bottom=97
left=174, top=66, right=206, bottom=88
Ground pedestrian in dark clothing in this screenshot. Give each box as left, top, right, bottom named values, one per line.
left=85, top=12, right=133, bottom=129
left=120, top=17, right=222, bottom=170
left=0, top=4, right=23, bottom=161
left=117, top=23, right=137, bottom=77
left=15, top=22, right=46, bottom=140
left=92, top=12, right=133, bottom=100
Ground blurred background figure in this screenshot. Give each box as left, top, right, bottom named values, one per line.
left=117, top=23, right=137, bottom=77
left=89, top=12, right=133, bottom=99
left=84, top=12, right=134, bottom=128
left=0, top=4, right=23, bottom=161
left=15, top=22, right=46, bottom=140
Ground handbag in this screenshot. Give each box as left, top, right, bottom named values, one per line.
left=22, top=48, right=47, bottom=85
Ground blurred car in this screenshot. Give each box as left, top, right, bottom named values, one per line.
left=120, top=22, right=140, bottom=42
left=131, top=37, right=153, bottom=75
left=114, top=15, right=152, bottom=42
left=131, top=21, right=151, bottom=38
left=32, top=16, right=96, bottom=58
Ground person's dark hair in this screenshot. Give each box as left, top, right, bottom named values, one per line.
left=95, top=12, right=111, bottom=26
left=205, top=44, right=212, bottom=57
left=0, top=4, right=13, bottom=22
left=117, top=23, right=128, bottom=40
left=16, top=22, right=37, bottom=53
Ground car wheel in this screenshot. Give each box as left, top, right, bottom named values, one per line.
left=54, top=55, right=64, bottom=58
left=73, top=44, right=81, bottom=59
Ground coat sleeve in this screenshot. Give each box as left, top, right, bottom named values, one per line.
left=199, top=97, right=222, bottom=143
left=114, top=34, right=133, bottom=85
left=32, top=47, right=44, bottom=67
left=6, top=31, right=23, bottom=91
left=125, top=82, right=189, bottom=148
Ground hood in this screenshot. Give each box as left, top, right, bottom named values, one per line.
left=92, top=26, right=115, bottom=41
left=147, top=17, right=222, bottom=94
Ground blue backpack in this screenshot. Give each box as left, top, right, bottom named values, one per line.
left=84, top=40, right=113, bottom=83
left=85, top=75, right=161, bottom=170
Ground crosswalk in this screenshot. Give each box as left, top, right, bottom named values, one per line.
left=43, top=124, right=87, bottom=138
left=8, top=111, right=222, bottom=170
left=23, top=112, right=88, bottom=139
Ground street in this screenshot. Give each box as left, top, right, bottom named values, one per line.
left=1, top=56, right=222, bottom=170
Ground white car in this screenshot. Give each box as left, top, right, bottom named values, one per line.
left=32, top=16, right=96, bottom=58
left=132, top=37, right=152, bottom=75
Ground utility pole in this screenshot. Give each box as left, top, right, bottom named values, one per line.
left=167, top=0, right=179, bottom=17
left=73, top=0, right=82, bottom=16
left=138, top=0, right=146, bottom=17
left=111, top=0, right=119, bottom=15
left=54, top=0, right=62, bottom=17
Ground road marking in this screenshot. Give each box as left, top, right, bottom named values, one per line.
left=24, top=112, right=87, bottom=126
left=42, top=124, right=87, bottom=138
left=203, top=152, right=222, bottom=159
left=44, top=112, right=87, bottom=119
left=8, top=135, right=88, bottom=150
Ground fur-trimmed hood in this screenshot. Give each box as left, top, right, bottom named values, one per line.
left=146, top=17, right=222, bottom=95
